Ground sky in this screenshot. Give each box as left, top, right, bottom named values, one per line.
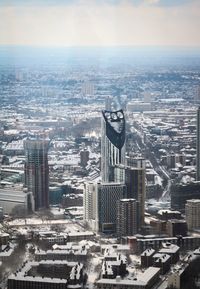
left=0, top=0, right=200, bottom=47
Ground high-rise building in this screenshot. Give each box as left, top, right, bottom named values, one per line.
left=125, top=167, right=146, bottom=227
left=82, top=81, right=95, bottom=97
left=80, top=149, right=89, bottom=167
left=105, top=96, right=112, bottom=110
left=171, top=181, right=200, bottom=212
left=126, top=156, right=146, bottom=169
left=197, top=106, right=200, bottom=181
left=185, top=199, right=200, bottom=230
left=84, top=182, right=126, bottom=233
left=24, top=139, right=49, bottom=210
left=194, top=85, right=200, bottom=104
left=83, top=182, right=98, bottom=231
left=116, top=198, right=138, bottom=237
left=114, top=162, right=146, bottom=229
left=101, top=109, right=126, bottom=183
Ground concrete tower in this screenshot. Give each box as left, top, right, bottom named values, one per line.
left=24, top=139, right=49, bottom=210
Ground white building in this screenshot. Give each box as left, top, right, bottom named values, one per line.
left=186, top=199, right=200, bottom=230
left=84, top=182, right=126, bottom=233
left=0, top=187, right=33, bottom=215
left=96, top=267, right=160, bottom=289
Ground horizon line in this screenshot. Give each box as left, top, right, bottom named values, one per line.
left=0, top=44, right=200, bottom=49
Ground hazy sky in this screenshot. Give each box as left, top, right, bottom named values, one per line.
left=0, top=0, right=200, bottom=47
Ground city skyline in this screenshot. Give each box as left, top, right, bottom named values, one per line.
left=0, top=0, right=200, bottom=47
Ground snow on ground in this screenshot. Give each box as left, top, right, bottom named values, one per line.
left=8, top=218, right=85, bottom=235
left=87, top=253, right=102, bottom=285
left=50, top=207, right=65, bottom=216
left=9, top=218, right=80, bottom=227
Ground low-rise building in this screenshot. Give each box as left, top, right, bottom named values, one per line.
left=153, top=253, right=171, bottom=274
left=159, top=243, right=180, bottom=264
left=141, top=248, right=155, bottom=267
left=96, top=267, right=160, bottom=289
left=0, top=187, right=33, bottom=215
left=8, top=260, right=85, bottom=289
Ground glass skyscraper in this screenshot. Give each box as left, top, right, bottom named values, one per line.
left=24, top=139, right=49, bottom=210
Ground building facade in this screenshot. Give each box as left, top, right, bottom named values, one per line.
left=24, top=139, right=49, bottom=210
left=101, top=109, right=126, bottom=183
left=186, top=199, right=200, bottom=230
left=171, top=181, right=200, bottom=212
left=125, top=167, right=146, bottom=227
left=84, top=182, right=126, bottom=233
left=116, top=198, right=138, bottom=237
left=0, top=187, right=33, bottom=215
left=197, top=106, right=200, bottom=181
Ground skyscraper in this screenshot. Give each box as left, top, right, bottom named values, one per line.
left=80, top=149, right=89, bottom=167
left=101, top=109, right=126, bottom=183
left=116, top=198, right=138, bottom=237
left=197, top=106, right=200, bottom=181
left=24, top=139, right=49, bottom=210
left=125, top=166, right=146, bottom=227
left=84, top=182, right=126, bottom=233
left=185, top=199, right=200, bottom=230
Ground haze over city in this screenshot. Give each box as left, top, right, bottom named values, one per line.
left=1, top=0, right=200, bottom=47
left=0, top=1, right=200, bottom=289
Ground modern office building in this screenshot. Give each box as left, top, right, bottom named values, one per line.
left=126, top=156, right=146, bottom=169
left=116, top=199, right=138, bottom=237
left=113, top=163, right=146, bottom=229
left=101, top=109, right=126, bottom=183
left=185, top=199, right=200, bottom=230
left=24, top=139, right=49, bottom=210
left=197, top=106, right=200, bottom=181
left=171, top=181, right=200, bottom=212
left=84, top=182, right=126, bottom=233
left=125, top=166, right=146, bottom=227
left=167, top=219, right=188, bottom=237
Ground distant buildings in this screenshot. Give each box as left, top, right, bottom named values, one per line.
left=127, top=100, right=151, bottom=112
left=186, top=199, right=200, bottom=230
left=81, top=81, right=95, bottom=97
left=24, top=139, right=49, bottom=210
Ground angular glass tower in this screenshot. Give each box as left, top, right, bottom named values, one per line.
left=101, top=109, right=126, bottom=182
left=24, top=139, right=49, bottom=210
